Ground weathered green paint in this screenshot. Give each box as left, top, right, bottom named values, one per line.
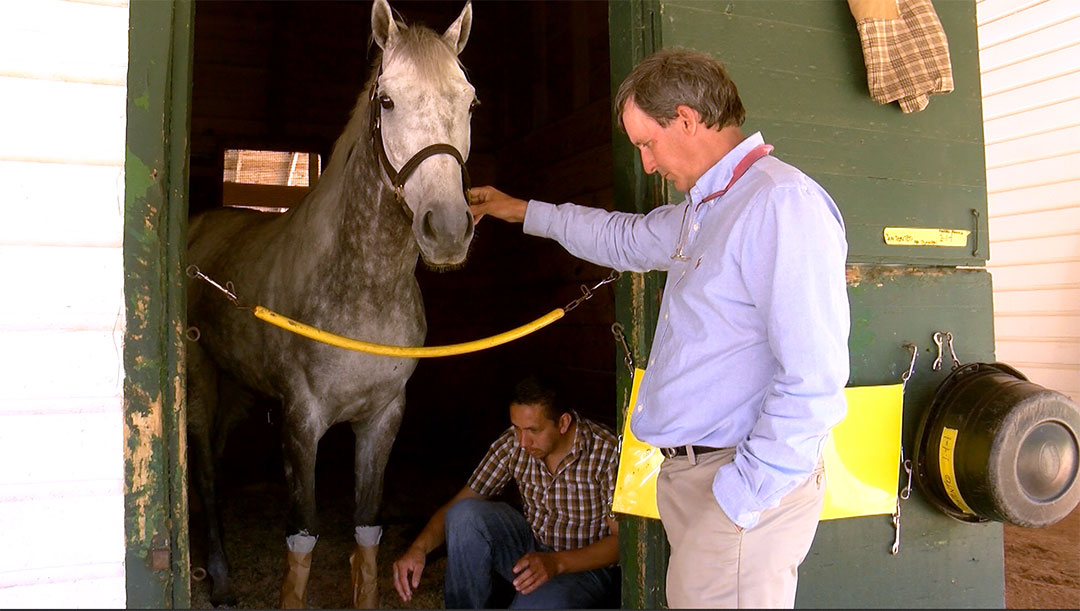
left=608, top=0, right=1000, bottom=608
left=123, top=0, right=193, bottom=607
left=126, top=150, right=156, bottom=200
left=609, top=1, right=669, bottom=608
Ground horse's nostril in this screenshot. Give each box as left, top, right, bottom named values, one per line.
left=420, top=207, right=473, bottom=244
left=422, top=209, right=437, bottom=239
left=463, top=209, right=475, bottom=237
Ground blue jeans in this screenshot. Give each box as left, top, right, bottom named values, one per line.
left=443, top=498, right=620, bottom=609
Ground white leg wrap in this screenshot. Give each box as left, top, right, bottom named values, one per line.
left=286, top=530, right=319, bottom=553
left=354, top=525, right=383, bottom=546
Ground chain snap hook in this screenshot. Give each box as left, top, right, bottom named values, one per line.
left=611, top=322, right=634, bottom=376
left=187, top=264, right=249, bottom=310
left=564, top=270, right=620, bottom=313
left=901, top=343, right=918, bottom=386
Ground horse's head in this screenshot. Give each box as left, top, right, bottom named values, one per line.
left=370, top=0, right=476, bottom=270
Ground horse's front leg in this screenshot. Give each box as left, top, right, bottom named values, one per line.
left=349, top=392, right=407, bottom=609
left=279, top=401, right=325, bottom=609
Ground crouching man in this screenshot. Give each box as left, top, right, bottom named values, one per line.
left=391, top=373, right=620, bottom=608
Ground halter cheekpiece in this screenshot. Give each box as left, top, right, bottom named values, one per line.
left=368, top=63, right=472, bottom=207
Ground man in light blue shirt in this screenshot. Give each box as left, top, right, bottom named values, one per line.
left=469, top=47, right=850, bottom=608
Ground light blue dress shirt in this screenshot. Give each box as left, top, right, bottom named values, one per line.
left=522, top=132, right=850, bottom=528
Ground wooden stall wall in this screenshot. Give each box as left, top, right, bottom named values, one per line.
left=187, top=0, right=615, bottom=586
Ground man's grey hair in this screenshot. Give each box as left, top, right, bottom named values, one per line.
left=615, top=47, right=746, bottom=131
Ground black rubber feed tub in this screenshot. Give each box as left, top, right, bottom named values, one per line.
left=913, top=362, right=1080, bottom=528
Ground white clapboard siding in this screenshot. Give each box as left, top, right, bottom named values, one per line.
left=988, top=206, right=1080, bottom=242
left=0, top=162, right=125, bottom=248
left=0, top=0, right=128, bottom=607
left=986, top=177, right=1080, bottom=217
left=994, top=286, right=1080, bottom=314
left=979, top=0, right=1080, bottom=402
left=989, top=259, right=1080, bottom=290
left=984, top=124, right=1080, bottom=172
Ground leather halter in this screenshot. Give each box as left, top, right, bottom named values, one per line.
left=368, top=64, right=472, bottom=208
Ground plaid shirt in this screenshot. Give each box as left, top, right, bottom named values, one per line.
left=467, top=415, right=618, bottom=552
left=851, top=0, right=954, bottom=113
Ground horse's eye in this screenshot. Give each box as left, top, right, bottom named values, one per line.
left=469, top=97, right=480, bottom=112
left=379, top=95, right=394, bottom=110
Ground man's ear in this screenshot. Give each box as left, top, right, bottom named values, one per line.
left=675, top=105, right=701, bottom=134
left=558, top=412, right=572, bottom=434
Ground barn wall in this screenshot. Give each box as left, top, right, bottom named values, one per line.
left=978, top=0, right=1080, bottom=402
left=0, top=0, right=129, bottom=607
left=187, top=0, right=615, bottom=519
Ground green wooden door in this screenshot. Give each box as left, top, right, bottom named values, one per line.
left=123, top=1, right=194, bottom=607
left=608, top=1, right=1002, bottom=607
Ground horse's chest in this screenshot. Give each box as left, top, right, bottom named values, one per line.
left=288, top=294, right=423, bottom=399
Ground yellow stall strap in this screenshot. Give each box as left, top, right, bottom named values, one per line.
left=254, top=305, right=564, bottom=358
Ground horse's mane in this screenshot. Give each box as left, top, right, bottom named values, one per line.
left=315, top=21, right=465, bottom=194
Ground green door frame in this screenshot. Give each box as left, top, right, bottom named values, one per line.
left=123, top=0, right=194, bottom=607
left=609, top=1, right=669, bottom=608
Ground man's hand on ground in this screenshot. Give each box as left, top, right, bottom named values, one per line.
left=391, top=545, right=427, bottom=603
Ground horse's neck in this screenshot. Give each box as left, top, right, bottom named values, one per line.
left=280, top=140, right=419, bottom=297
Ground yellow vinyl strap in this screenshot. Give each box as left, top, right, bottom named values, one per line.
left=253, top=305, right=565, bottom=358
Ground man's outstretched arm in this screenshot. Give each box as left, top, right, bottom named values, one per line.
left=391, top=485, right=486, bottom=602
left=468, top=185, right=528, bottom=224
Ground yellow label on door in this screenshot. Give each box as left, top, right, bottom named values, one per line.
left=938, top=427, right=975, bottom=515
left=883, top=227, right=970, bottom=247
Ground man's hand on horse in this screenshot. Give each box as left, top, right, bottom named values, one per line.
left=391, top=546, right=427, bottom=603
left=511, top=551, right=562, bottom=595
left=468, top=185, right=528, bottom=224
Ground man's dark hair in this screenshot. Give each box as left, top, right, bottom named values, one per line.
left=511, top=372, right=572, bottom=423
left=615, top=47, right=745, bottom=131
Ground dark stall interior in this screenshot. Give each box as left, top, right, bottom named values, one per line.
left=188, top=1, right=614, bottom=606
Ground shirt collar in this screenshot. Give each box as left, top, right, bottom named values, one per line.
left=688, top=131, right=765, bottom=207
left=566, top=411, right=586, bottom=459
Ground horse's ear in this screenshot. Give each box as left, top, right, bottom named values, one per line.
left=371, top=0, right=399, bottom=51
left=442, top=1, right=472, bottom=55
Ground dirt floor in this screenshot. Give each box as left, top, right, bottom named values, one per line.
left=189, top=417, right=1079, bottom=610
left=1003, top=504, right=1080, bottom=609
left=189, top=480, right=450, bottom=609
left=190, top=481, right=1079, bottom=609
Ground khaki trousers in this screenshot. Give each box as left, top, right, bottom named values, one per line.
left=656, top=448, right=826, bottom=609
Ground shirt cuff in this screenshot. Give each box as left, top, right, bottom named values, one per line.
left=522, top=199, right=555, bottom=237
left=712, top=462, right=763, bottom=529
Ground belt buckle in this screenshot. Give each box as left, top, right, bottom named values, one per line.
left=661, top=447, right=678, bottom=459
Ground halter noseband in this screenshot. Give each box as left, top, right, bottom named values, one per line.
left=368, top=65, right=472, bottom=207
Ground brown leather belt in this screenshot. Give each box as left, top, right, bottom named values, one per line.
left=660, top=445, right=726, bottom=459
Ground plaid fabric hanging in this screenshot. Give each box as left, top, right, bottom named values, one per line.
left=848, top=0, right=954, bottom=113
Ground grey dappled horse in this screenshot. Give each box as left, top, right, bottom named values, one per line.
left=185, top=0, right=476, bottom=606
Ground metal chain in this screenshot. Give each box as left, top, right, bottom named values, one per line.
left=611, top=322, right=635, bottom=376
left=563, top=270, right=620, bottom=313
left=607, top=320, right=638, bottom=519
left=187, top=265, right=249, bottom=309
